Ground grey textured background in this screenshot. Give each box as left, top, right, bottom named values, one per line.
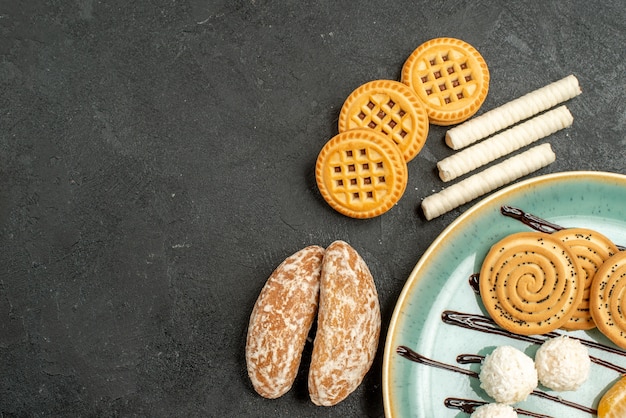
left=1, top=1, right=625, bottom=417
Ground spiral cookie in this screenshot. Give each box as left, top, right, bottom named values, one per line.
left=315, top=129, right=408, bottom=219
left=552, top=228, right=619, bottom=330
left=401, top=37, right=489, bottom=126
left=590, top=251, right=626, bottom=349
left=479, top=231, right=584, bottom=335
left=338, top=79, right=429, bottom=162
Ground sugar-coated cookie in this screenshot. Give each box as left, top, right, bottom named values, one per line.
left=246, top=245, right=325, bottom=398
left=309, top=240, right=381, bottom=406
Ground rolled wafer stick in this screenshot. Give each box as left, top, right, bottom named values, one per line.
left=421, top=143, right=556, bottom=220
left=445, top=75, right=581, bottom=150
left=437, top=105, right=572, bottom=182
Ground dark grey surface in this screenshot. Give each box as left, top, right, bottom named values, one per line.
left=1, top=1, right=625, bottom=417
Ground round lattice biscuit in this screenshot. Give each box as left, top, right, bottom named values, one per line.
left=315, top=129, right=408, bottom=219
left=338, top=79, right=429, bottom=162
left=590, top=251, right=626, bottom=349
left=401, top=37, right=490, bottom=126
left=479, top=231, right=584, bottom=335
left=552, top=228, right=619, bottom=331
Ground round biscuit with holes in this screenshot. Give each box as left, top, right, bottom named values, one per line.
left=402, top=37, right=490, bottom=126
left=338, top=79, right=429, bottom=162
left=315, top=129, right=408, bottom=219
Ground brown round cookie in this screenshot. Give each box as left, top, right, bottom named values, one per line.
left=479, top=231, right=584, bottom=335
left=590, top=251, right=626, bottom=349
left=401, top=37, right=490, bottom=126
left=338, top=79, right=429, bottom=162
left=552, top=228, right=619, bottom=330
left=315, top=129, right=408, bottom=219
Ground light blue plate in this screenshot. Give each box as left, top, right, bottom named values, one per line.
left=383, top=171, right=626, bottom=418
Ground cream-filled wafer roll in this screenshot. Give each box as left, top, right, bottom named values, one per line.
left=438, top=105, right=572, bottom=182
left=445, top=75, right=581, bottom=150
left=422, top=143, right=556, bottom=220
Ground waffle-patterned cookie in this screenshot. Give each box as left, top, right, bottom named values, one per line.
left=479, top=231, right=584, bottom=335
left=401, top=37, right=490, bottom=126
left=338, top=79, right=429, bottom=162
left=315, top=129, right=408, bottom=219
left=590, top=251, right=626, bottom=349
left=552, top=228, right=619, bottom=330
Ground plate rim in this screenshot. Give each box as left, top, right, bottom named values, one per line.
left=382, top=170, right=626, bottom=418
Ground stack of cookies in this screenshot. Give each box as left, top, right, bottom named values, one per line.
left=315, top=37, right=491, bottom=219
left=478, top=227, right=626, bottom=349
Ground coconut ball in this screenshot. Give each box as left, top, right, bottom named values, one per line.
left=471, top=403, right=518, bottom=418
left=535, top=335, right=590, bottom=391
left=479, top=345, right=538, bottom=404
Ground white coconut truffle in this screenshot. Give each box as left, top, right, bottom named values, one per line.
left=479, top=345, right=538, bottom=404
left=471, top=403, right=518, bottom=418
left=535, top=335, right=590, bottom=391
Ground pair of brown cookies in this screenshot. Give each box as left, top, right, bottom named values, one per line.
left=479, top=228, right=620, bottom=338
left=245, top=241, right=381, bottom=406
